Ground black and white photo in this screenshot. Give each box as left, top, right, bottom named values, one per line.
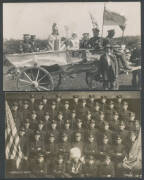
left=5, top=92, right=142, bottom=178
left=3, top=2, right=141, bottom=91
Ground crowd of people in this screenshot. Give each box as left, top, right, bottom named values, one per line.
left=6, top=94, right=141, bottom=177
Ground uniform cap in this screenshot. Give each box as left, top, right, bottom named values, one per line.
left=25, top=118, right=30, bottom=123
left=101, top=96, right=107, bottom=99
left=90, top=119, right=95, bottom=124
left=116, top=95, right=122, bottom=99
left=32, top=110, right=36, bottom=114
left=130, top=112, right=135, bottom=116
left=77, top=119, right=82, bottom=123
left=30, top=94, right=35, bottom=98
left=123, top=101, right=128, bottom=105
left=39, top=120, right=44, bottom=124
left=88, top=133, right=94, bottom=138
left=62, top=132, right=67, bottom=137
left=92, top=28, right=100, bottom=32
left=108, top=29, right=115, bottom=33
left=73, top=95, right=79, bottom=98
left=51, top=120, right=57, bottom=124
left=75, top=132, right=81, bottom=137
left=24, top=100, right=29, bottom=105
left=39, top=101, right=44, bottom=105
left=113, top=111, right=118, bottom=115
left=65, top=101, right=69, bottom=104
left=58, top=111, right=63, bottom=115
left=109, top=101, right=114, bottom=105
left=35, top=130, right=40, bottom=135
left=20, top=127, right=25, bottom=132
left=42, top=95, right=47, bottom=99
left=49, top=133, right=55, bottom=137
left=13, top=102, right=18, bottom=106
left=52, top=101, right=56, bottom=105
left=45, top=112, right=49, bottom=115
left=65, top=120, right=70, bottom=124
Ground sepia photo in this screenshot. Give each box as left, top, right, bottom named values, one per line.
left=3, top=2, right=141, bottom=91
left=5, top=92, right=142, bottom=178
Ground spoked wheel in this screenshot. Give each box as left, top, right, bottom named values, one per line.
left=17, top=67, right=54, bottom=91
left=85, top=71, right=101, bottom=90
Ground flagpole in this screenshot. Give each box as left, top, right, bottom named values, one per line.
left=121, top=29, right=125, bottom=45
left=101, top=2, right=106, bottom=39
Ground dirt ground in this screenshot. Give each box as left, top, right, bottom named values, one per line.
left=3, top=65, right=137, bottom=91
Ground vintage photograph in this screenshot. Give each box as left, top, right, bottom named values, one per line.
left=5, top=92, right=142, bottom=178
left=3, top=2, right=141, bottom=91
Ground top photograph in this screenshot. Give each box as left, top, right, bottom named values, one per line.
left=3, top=2, right=141, bottom=91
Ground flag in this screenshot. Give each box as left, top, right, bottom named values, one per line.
left=123, top=128, right=142, bottom=170
left=89, top=12, right=99, bottom=30
left=119, top=24, right=126, bottom=31
left=103, top=8, right=126, bottom=26
left=5, top=101, right=23, bottom=169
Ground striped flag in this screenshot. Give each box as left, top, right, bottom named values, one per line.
left=89, top=12, right=99, bottom=30
left=103, top=8, right=126, bottom=26
left=5, top=101, right=23, bottom=169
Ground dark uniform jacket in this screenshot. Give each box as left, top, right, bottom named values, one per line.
left=83, top=161, right=99, bottom=177
left=98, top=161, right=115, bottom=177
left=84, top=142, right=98, bottom=156
left=99, top=53, right=119, bottom=82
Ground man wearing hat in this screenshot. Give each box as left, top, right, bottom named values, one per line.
left=48, top=120, right=59, bottom=141
left=92, top=103, right=101, bottom=126
left=58, top=133, right=71, bottom=159
left=84, top=133, right=98, bottom=157
left=36, top=120, right=46, bottom=143
left=109, top=111, right=120, bottom=133
left=77, top=99, right=88, bottom=120
left=86, top=120, right=99, bottom=141
left=49, top=101, right=57, bottom=120
left=88, top=28, right=102, bottom=50
left=118, top=121, right=129, bottom=147
left=24, top=118, right=33, bottom=143
left=126, top=112, right=137, bottom=132
left=11, top=102, right=22, bottom=130
left=80, top=33, right=90, bottom=49
left=71, top=96, right=79, bottom=113
left=45, top=133, right=58, bottom=160
left=72, top=132, right=84, bottom=154
left=70, top=110, right=77, bottom=129
left=100, top=96, right=107, bottom=112
left=63, top=101, right=71, bottom=120
left=53, top=154, right=66, bottom=177
left=97, top=111, right=106, bottom=131
left=84, top=111, right=92, bottom=128
left=31, top=152, right=47, bottom=177
left=56, top=112, right=64, bottom=129
left=36, top=101, right=45, bottom=120
left=19, top=34, right=32, bottom=53
left=30, top=35, right=39, bottom=52
left=55, top=95, right=62, bottom=112
left=30, top=110, right=38, bottom=130
left=31, top=130, right=44, bottom=153
left=99, top=135, right=112, bottom=157
left=98, top=155, right=115, bottom=177
left=115, top=95, right=123, bottom=113
left=44, top=112, right=50, bottom=131
left=83, top=155, right=99, bottom=177
left=112, top=136, right=126, bottom=175
left=21, top=100, right=30, bottom=122
left=74, top=119, right=84, bottom=141
left=19, top=127, right=30, bottom=171
left=119, top=101, right=130, bottom=121
left=103, top=29, right=115, bottom=47
left=87, top=94, right=95, bottom=111
left=42, top=95, right=49, bottom=111
left=63, top=120, right=73, bottom=142
left=99, top=43, right=119, bottom=90
left=29, top=94, right=37, bottom=111
left=105, top=100, right=115, bottom=122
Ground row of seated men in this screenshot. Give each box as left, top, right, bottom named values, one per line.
left=8, top=94, right=141, bottom=177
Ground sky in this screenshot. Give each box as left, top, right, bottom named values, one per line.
left=3, top=2, right=141, bottom=40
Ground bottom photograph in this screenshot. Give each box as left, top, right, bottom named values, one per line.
left=5, top=92, right=142, bottom=178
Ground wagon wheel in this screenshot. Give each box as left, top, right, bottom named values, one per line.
left=17, top=67, right=54, bottom=91
left=85, top=71, right=101, bottom=90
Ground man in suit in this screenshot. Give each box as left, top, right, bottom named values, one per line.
left=99, top=44, right=119, bottom=90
